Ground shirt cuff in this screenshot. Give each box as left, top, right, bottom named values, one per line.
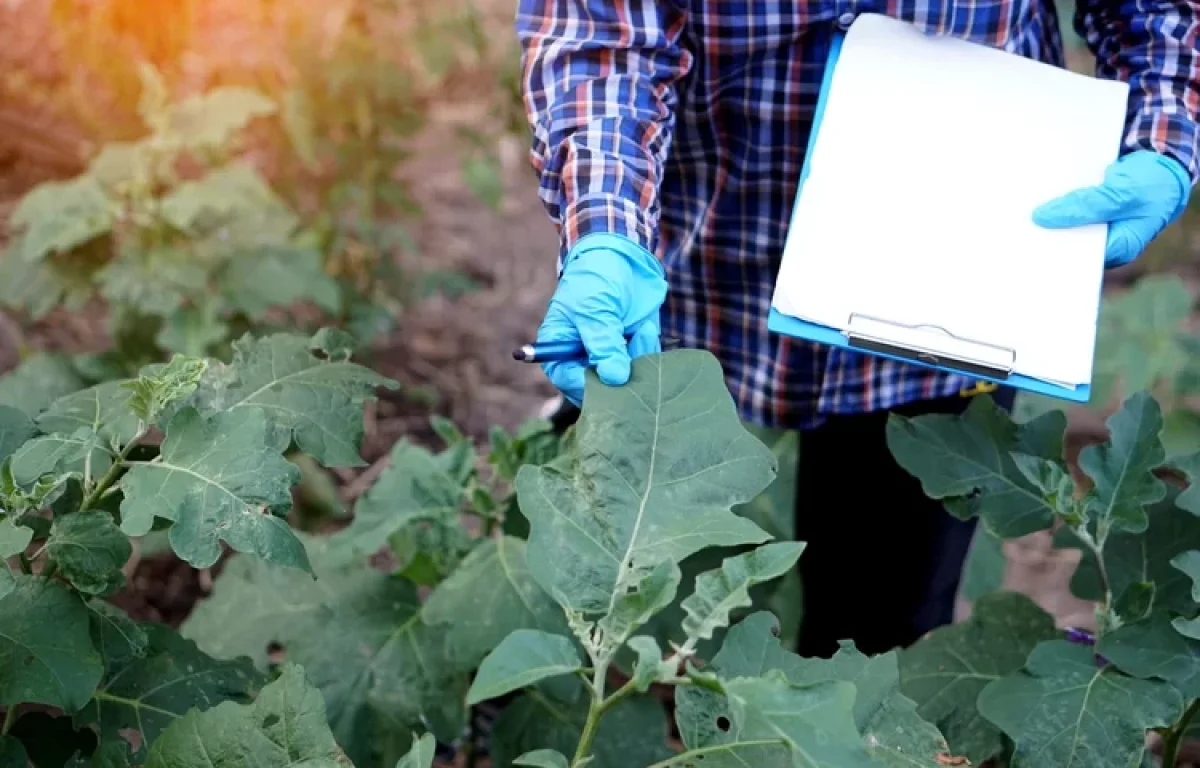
left=1123, top=108, right=1200, bottom=189
left=559, top=194, right=659, bottom=267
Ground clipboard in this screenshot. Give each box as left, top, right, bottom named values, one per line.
left=767, top=15, right=1129, bottom=404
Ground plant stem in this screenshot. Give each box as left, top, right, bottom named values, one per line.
left=645, top=741, right=785, bottom=768
left=1162, top=698, right=1200, bottom=767
left=41, top=560, right=57, bottom=583
left=1, top=704, right=16, bottom=735
left=571, top=676, right=639, bottom=766
left=80, top=430, right=144, bottom=512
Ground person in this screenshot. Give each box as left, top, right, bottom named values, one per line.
left=514, top=0, right=1197, bottom=657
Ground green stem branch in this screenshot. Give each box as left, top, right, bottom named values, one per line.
left=2, top=704, right=17, bottom=735
left=1162, top=698, right=1200, bottom=767
left=80, top=429, right=145, bottom=512
left=40, top=560, right=57, bottom=583
left=571, top=675, right=640, bottom=766
left=646, top=741, right=786, bottom=768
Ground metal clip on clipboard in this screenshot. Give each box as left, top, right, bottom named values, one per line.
left=843, top=313, right=1016, bottom=380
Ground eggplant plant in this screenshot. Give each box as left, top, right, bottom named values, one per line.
left=0, top=329, right=395, bottom=766
left=888, top=389, right=1200, bottom=767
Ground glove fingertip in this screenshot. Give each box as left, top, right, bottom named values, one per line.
left=627, top=320, right=662, bottom=359
left=544, top=361, right=587, bottom=404
left=595, top=355, right=632, bottom=387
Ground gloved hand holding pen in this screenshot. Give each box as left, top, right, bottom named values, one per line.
left=534, top=234, right=668, bottom=406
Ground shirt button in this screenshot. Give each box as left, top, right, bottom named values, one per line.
left=837, top=11, right=856, bottom=27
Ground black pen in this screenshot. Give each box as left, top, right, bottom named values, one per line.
left=512, top=335, right=678, bottom=364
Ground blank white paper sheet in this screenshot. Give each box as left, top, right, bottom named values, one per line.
left=770, top=13, right=1131, bottom=388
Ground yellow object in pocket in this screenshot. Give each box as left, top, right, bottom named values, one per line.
left=959, top=381, right=999, bottom=398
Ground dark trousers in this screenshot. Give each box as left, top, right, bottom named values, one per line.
left=793, top=388, right=1015, bottom=658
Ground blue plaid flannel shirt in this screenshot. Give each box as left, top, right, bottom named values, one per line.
left=516, top=0, right=1200, bottom=430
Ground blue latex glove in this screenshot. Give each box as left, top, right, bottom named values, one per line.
left=1032, top=150, right=1192, bottom=268
left=537, top=234, right=668, bottom=406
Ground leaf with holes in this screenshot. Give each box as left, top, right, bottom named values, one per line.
left=193, top=331, right=397, bottom=468
left=898, top=591, right=1057, bottom=764
left=181, top=544, right=466, bottom=766
left=118, top=407, right=306, bottom=571
left=73, top=623, right=263, bottom=760
left=1099, top=615, right=1200, bottom=697
left=886, top=397, right=1067, bottom=537
left=515, top=350, right=777, bottom=631
left=142, top=664, right=351, bottom=768
left=677, top=612, right=948, bottom=767
left=679, top=542, right=804, bottom=648
left=978, top=640, right=1182, bottom=767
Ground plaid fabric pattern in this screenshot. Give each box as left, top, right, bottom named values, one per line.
left=516, top=0, right=1200, bottom=429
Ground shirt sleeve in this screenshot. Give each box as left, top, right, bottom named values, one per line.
left=1076, top=0, right=1200, bottom=183
left=516, top=0, right=692, bottom=265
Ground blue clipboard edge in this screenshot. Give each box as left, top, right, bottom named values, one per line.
left=769, top=20, right=1094, bottom=405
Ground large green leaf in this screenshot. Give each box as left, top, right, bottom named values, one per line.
left=194, top=331, right=397, bottom=468
left=677, top=612, right=948, bottom=767
left=679, top=542, right=804, bottom=648
left=143, top=664, right=351, bottom=768
left=978, top=640, right=1182, bottom=767
left=0, top=406, right=36, bottom=469
left=0, top=354, right=85, bottom=419
left=515, top=350, right=777, bottom=623
left=75, top=623, right=264, bottom=759
left=182, top=547, right=465, bottom=765
left=330, top=440, right=463, bottom=561
left=491, top=680, right=672, bottom=768
left=1076, top=392, right=1166, bottom=534
left=181, top=538, right=357, bottom=668
left=898, top=591, right=1056, bottom=764
left=1066, top=489, right=1200, bottom=617
left=422, top=535, right=567, bottom=668
left=10, top=176, right=115, bottom=263
left=37, top=381, right=140, bottom=447
left=10, top=429, right=112, bottom=489
left=87, top=600, right=149, bottom=671
left=721, top=674, right=874, bottom=767
left=467, top=630, right=582, bottom=705
left=47, top=511, right=131, bottom=596
left=1099, top=614, right=1200, bottom=697
left=0, top=576, right=102, bottom=712
left=119, top=407, right=307, bottom=571
left=886, top=397, right=1067, bottom=537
